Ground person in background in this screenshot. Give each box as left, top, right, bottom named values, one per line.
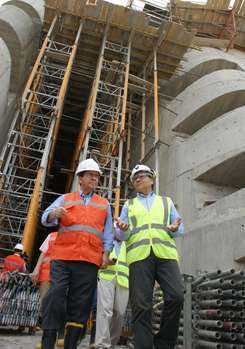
left=40, top=158, right=113, bottom=349
left=31, top=232, right=65, bottom=349
left=3, top=243, right=26, bottom=273
left=95, top=234, right=129, bottom=349
left=116, top=164, right=184, bottom=349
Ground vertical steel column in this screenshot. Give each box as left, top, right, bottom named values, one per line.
left=22, top=15, right=58, bottom=106
left=67, top=22, right=110, bottom=191
left=153, top=49, right=160, bottom=194
left=184, top=275, right=193, bottom=349
left=82, top=23, right=110, bottom=159
left=115, top=38, right=132, bottom=218
left=141, top=68, right=146, bottom=161
left=125, top=95, right=132, bottom=173
left=48, top=20, right=84, bottom=170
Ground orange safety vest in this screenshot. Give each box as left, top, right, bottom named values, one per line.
left=51, top=192, right=108, bottom=266
left=38, top=232, right=58, bottom=283
left=3, top=254, right=25, bottom=272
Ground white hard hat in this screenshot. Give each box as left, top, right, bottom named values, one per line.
left=75, top=158, right=102, bottom=176
left=14, top=243, right=24, bottom=251
left=130, top=164, right=155, bottom=182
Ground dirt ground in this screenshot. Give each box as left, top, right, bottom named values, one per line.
left=0, top=328, right=130, bottom=349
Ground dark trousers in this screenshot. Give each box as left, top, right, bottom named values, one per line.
left=129, top=250, right=184, bottom=349
left=42, top=260, right=98, bottom=330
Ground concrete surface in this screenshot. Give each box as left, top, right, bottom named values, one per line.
left=0, top=38, right=11, bottom=150
left=172, top=69, right=245, bottom=134
left=1, top=329, right=128, bottom=349
left=0, top=5, right=36, bottom=92
left=160, top=47, right=245, bottom=98
left=135, top=47, right=245, bottom=274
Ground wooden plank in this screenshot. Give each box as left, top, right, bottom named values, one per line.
left=192, top=36, right=229, bottom=48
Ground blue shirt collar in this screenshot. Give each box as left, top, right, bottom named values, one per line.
left=80, top=191, right=94, bottom=198
left=137, top=191, right=154, bottom=199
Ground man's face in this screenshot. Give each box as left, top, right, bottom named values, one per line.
left=132, top=171, right=153, bottom=193
left=78, top=171, right=100, bottom=193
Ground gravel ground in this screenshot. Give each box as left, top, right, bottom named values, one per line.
left=1, top=328, right=130, bottom=349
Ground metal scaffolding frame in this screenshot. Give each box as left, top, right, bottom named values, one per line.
left=0, top=0, right=194, bottom=258
left=0, top=15, right=83, bottom=256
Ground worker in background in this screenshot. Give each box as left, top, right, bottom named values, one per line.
left=116, top=164, right=184, bottom=349
left=95, top=234, right=129, bottom=349
left=3, top=243, right=26, bottom=273
left=41, top=158, right=113, bottom=349
left=31, top=232, right=65, bottom=348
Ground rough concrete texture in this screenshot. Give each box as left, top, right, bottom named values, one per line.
left=160, top=47, right=245, bottom=98
left=1, top=330, right=128, bottom=349
left=3, top=0, right=44, bottom=25
left=140, top=47, right=245, bottom=274
left=0, top=5, right=36, bottom=92
left=0, top=92, right=17, bottom=152
left=171, top=69, right=245, bottom=134
left=0, top=38, right=11, bottom=148
left=3, top=0, right=44, bottom=63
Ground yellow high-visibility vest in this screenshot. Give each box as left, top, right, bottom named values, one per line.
left=99, top=242, right=129, bottom=288
left=126, top=195, right=179, bottom=265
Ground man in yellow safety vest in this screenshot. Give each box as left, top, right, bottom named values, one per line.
left=116, top=164, right=184, bottom=349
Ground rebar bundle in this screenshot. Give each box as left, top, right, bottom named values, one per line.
left=152, top=285, right=164, bottom=335
left=192, top=269, right=245, bottom=349
left=0, top=271, right=40, bottom=328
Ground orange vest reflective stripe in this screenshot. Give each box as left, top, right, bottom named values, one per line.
left=51, top=192, right=108, bottom=266
left=3, top=254, right=25, bottom=272
left=38, top=232, right=58, bottom=283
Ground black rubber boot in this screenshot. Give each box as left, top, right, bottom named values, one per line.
left=41, top=329, right=57, bottom=349
left=64, top=325, right=85, bottom=349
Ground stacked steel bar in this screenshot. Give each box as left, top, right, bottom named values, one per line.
left=152, top=283, right=185, bottom=348
left=0, top=271, right=40, bottom=328
left=192, top=270, right=245, bottom=349
left=152, top=284, right=164, bottom=335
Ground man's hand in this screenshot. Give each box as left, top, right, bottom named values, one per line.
left=48, top=207, right=67, bottom=222
left=100, top=251, right=110, bottom=269
left=114, top=217, right=129, bottom=231
left=167, top=218, right=181, bottom=233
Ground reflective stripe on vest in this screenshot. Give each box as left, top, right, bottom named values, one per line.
left=99, top=242, right=129, bottom=288
left=63, top=200, right=108, bottom=209
left=126, top=195, right=179, bottom=265
left=59, top=224, right=102, bottom=239
left=41, top=257, right=51, bottom=263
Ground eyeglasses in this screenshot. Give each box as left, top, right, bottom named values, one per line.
left=133, top=173, right=151, bottom=182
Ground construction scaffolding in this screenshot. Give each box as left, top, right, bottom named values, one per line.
left=0, top=0, right=194, bottom=259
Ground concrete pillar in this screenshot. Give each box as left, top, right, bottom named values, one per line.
left=0, top=5, right=36, bottom=93
left=0, top=38, right=11, bottom=151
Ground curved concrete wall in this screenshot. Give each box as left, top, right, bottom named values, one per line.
left=0, top=38, right=11, bottom=150
left=178, top=106, right=245, bottom=185
left=149, top=47, right=245, bottom=274
left=160, top=47, right=245, bottom=98
left=4, top=0, right=44, bottom=26
left=0, top=5, right=36, bottom=92
left=0, top=0, right=44, bottom=152
left=172, top=70, right=245, bottom=134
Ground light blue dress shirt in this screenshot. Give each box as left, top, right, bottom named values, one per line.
left=117, top=192, right=184, bottom=239
left=41, top=191, right=113, bottom=252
